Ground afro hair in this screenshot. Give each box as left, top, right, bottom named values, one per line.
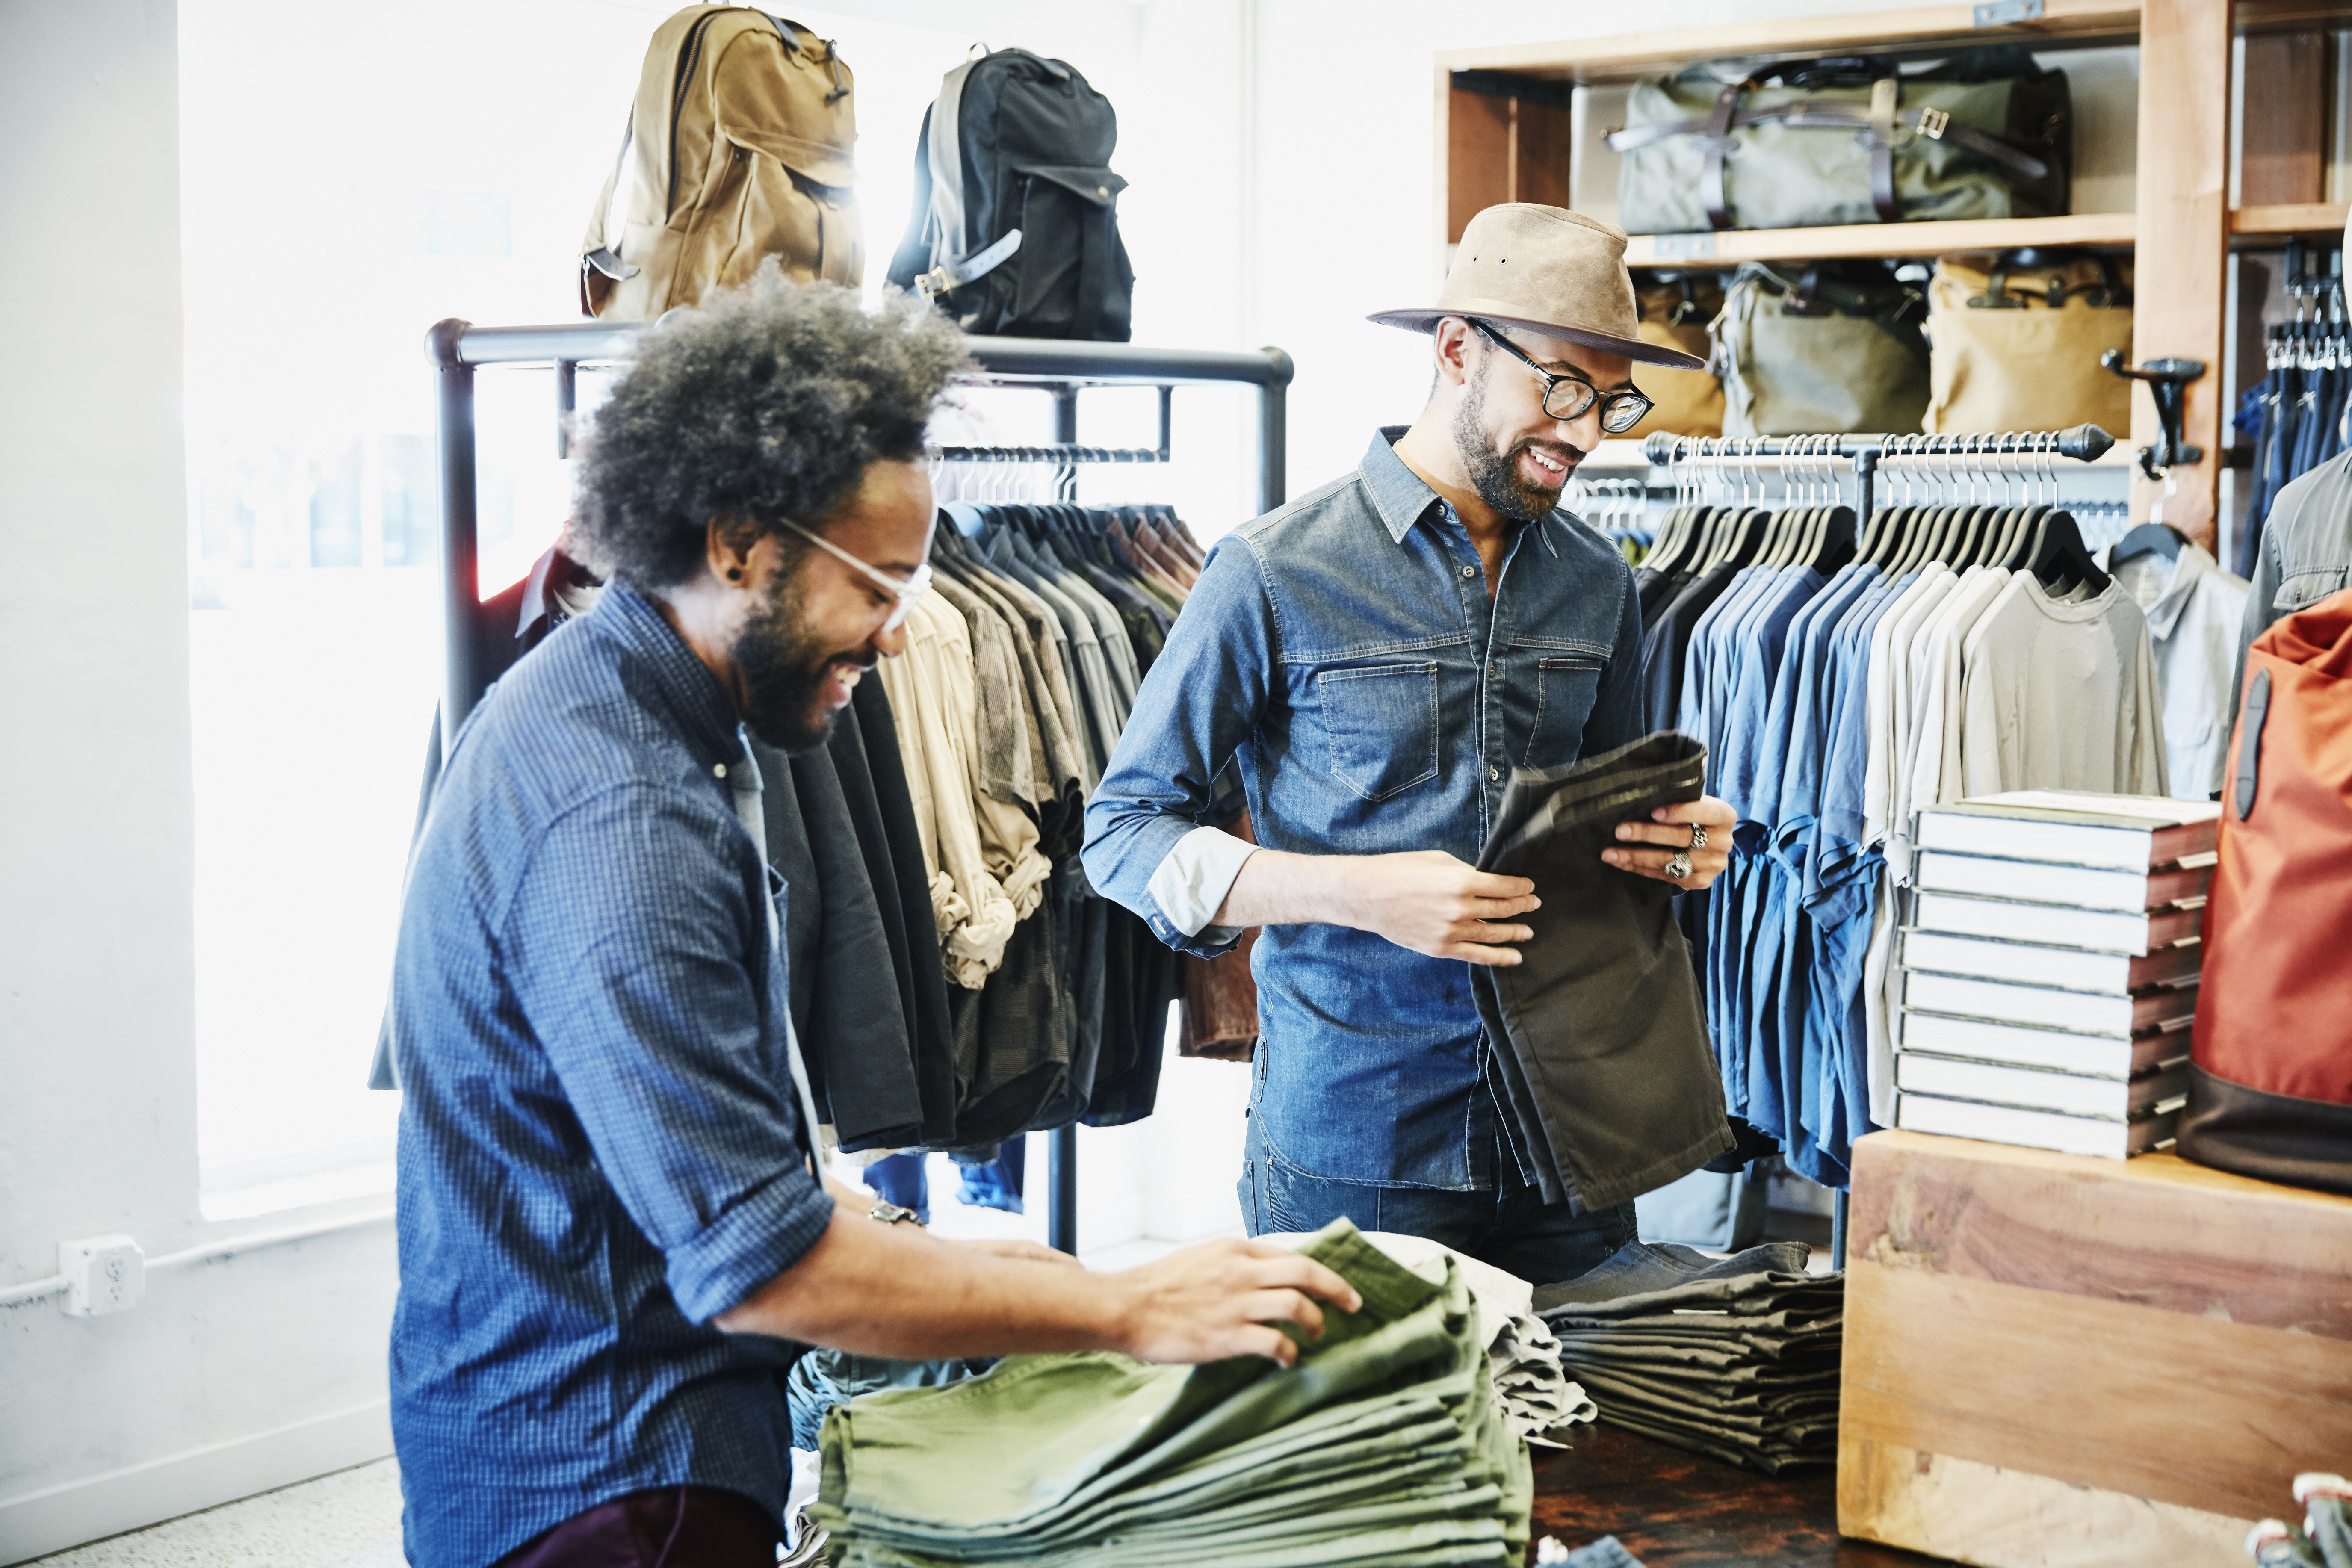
left=572, top=268, right=969, bottom=588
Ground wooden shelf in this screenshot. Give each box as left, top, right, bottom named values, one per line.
left=2237, top=0, right=2352, bottom=33
left=2229, top=201, right=2349, bottom=243
left=1436, top=0, right=2142, bottom=86
left=1619, top=212, right=2136, bottom=268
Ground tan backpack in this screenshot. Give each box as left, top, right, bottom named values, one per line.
left=581, top=6, right=862, bottom=319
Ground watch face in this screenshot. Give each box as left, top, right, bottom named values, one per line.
left=870, top=1201, right=916, bottom=1225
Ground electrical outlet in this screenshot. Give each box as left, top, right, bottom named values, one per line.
left=59, top=1234, right=144, bottom=1317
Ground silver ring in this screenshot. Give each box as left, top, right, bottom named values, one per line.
left=1666, top=851, right=1693, bottom=880
left=1689, top=823, right=1709, bottom=852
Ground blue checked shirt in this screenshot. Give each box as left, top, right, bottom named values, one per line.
left=387, top=583, right=833, bottom=1568
left=1082, top=430, right=1644, bottom=1190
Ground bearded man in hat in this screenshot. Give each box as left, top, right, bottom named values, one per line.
left=1083, top=204, right=1737, bottom=1281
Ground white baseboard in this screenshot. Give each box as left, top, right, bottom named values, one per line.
left=0, top=1399, right=393, bottom=1565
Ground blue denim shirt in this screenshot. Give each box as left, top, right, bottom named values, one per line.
left=387, top=583, right=833, bottom=1568
left=1082, top=429, right=1644, bottom=1188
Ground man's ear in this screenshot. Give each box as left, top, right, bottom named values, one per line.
left=706, top=517, right=761, bottom=585
left=1430, top=318, right=1476, bottom=391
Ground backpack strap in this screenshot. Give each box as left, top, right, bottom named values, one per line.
left=1864, top=76, right=1902, bottom=223
left=925, top=53, right=988, bottom=270
left=915, top=227, right=1023, bottom=301
left=2236, top=666, right=2272, bottom=821
left=580, top=111, right=644, bottom=315
left=1699, top=77, right=1748, bottom=231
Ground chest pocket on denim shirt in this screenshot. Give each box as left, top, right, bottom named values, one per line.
left=1523, top=655, right=1606, bottom=768
left=1318, top=662, right=1439, bottom=801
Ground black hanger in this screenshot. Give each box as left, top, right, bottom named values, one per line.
left=2026, top=507, right=2111, bottom=594
left=2108, top=519, right=2185, bottom=565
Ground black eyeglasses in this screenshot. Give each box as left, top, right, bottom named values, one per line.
left=1471, top=320, right=1654, bottom=436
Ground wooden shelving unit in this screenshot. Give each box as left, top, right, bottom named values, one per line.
left=1437, top=0, right=2144, bottom=85
left=2231, top=200, right=2352, bottom=241
left=1622, top=212, right=2139, bottom=268
left=1433, top=0, right=2274, bottom=544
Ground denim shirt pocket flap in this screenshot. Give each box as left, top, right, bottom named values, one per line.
left=1317, top=661, right=1440, bottom=801
left=1525, top=654, right=1608, bottom=768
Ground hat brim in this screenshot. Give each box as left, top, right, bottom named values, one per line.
left=1366, top=307, right=1710, bottom=373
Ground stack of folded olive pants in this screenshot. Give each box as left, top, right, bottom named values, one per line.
left=807, top=1220, right=1531, bottom=1567
left=1533, top=1240, right=1841, bottom=1474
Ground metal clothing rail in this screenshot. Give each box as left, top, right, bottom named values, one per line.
left=425, top=318, right=1293, bottom=1256
left=1642, top=424, right=2118, bottom=525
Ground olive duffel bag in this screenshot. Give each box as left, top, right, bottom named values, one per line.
left=1609, top=46, right=2069, bottom=235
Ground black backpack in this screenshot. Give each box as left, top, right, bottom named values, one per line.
left=886, top=47, right=1134, bottom=341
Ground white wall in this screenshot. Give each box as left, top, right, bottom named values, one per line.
left=0, top=2, right=404, bottom=1561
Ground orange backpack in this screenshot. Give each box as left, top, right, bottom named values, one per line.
left=2180, top=586, right=2352, bottom=1194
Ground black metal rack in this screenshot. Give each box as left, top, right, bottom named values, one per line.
left=425, top=317, right=1294, bottom=1255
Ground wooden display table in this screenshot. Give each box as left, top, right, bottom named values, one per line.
left=1838, top=1131, right=2352, bottom=1568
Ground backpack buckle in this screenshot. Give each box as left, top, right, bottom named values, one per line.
left=1917, top=107, right=1950, bottom=140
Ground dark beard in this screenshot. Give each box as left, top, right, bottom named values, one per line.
left=1452, top=362, right=1577, bottom=523
left=734, top=566, right=867, bottom=753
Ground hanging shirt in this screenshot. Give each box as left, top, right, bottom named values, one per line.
left=1083, top=429, right=1644, bottom=1190
left=2098, top=540, right=2251, bottom=800
left=1956, top=576, right=2168, bottom=799
left=2234, top=447, right=2352, bottom=733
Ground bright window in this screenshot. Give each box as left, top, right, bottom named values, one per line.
left=176, top=1, right=1104, bottom=1207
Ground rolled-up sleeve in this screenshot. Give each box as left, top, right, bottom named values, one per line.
left=503, top=784, right=835, bottom=1323
left=1083, top=538, right=1277, bottom=958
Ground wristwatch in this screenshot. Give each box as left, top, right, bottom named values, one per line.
left=869, top=1200, right=919, bottom=1226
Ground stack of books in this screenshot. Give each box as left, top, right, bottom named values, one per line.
left=1894, top=790, right=2222, bottom=1159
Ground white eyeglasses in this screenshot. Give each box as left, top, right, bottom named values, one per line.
left=773, top=516, right=934, bottom=633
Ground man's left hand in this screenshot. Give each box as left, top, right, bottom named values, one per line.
left=1603, top=795, right=1735, bottom=891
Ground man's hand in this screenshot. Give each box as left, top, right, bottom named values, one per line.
left=1356, top=849, right=1540, bottom=966
left=1604, top=794, right=1735, bottom=891
left=1106, top=1237, right=1362, bottom=1367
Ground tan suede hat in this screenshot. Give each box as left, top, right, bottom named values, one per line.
left=1370, top=203, right=1708, bottom=372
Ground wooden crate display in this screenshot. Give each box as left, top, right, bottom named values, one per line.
left=1838, top=1130, right=2352, bottom=1568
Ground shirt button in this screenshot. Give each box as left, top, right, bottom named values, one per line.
left=1461, top=564, right=1477, bottom=579
left=1489, top=765, right=1501, bottom=781
left=1488, top=661, right=1500, bottom=680
left=713, top=764, right=728, bottom=779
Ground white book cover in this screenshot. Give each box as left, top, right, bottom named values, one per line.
left=1894, top=1052, right=2190, bottom=1118
left=1895, top=1093, right=2182, bottom=1158
left=1897, top=1010, right=2191, bottom=1078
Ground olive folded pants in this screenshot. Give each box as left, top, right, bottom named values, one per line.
left=1471, top=732, right=1735, bottom=1213
left=808, top=1220, right=1530, bottom=1568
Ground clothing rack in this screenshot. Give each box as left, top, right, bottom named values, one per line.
left=425, top=317, right=1292, bottom=1256
left=1641, top=425, right=2118, bottom=529
left=1639, top=424, right=2117, bottom=1271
